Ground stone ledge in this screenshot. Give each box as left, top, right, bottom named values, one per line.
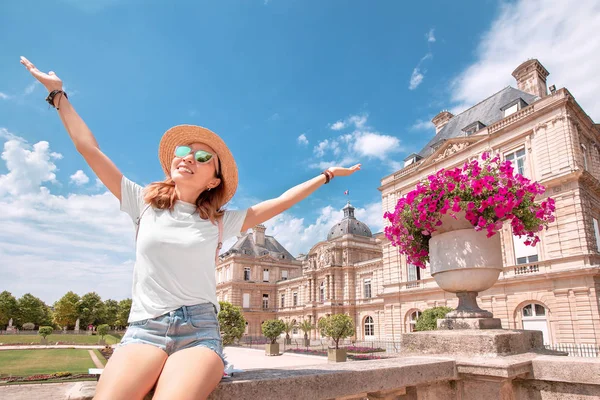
left=531, top=355, right=600, bottom=385
left=0, top=357, right=456, bottom=400
left=400, top=329, right=544, bottom=357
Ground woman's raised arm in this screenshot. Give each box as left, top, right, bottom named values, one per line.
left=20, top=56, right=123, bottom=200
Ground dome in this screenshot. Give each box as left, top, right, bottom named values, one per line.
left=327, top=202, right=373, bottom=240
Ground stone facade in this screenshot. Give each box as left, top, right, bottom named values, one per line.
left=218, top=59, right=600, bottom=346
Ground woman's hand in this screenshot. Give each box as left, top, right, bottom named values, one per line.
left=20, top=56, right=63, bottom=92
left=328, top=163, right=361, bottom=178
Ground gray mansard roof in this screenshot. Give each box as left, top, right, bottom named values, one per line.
left=418, top=86, right=538, bottom=158
left=222, top=232, right=296, bottom=260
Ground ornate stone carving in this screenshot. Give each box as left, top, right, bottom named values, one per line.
left=434, top=142, right=471, bottom=162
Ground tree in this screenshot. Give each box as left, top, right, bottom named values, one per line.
left=217, top=301, right=246, bottom=345
left=16, top=293, right=49, bottom=329
left=298, top=320, right=314, bottom=340
left=283, top=321, right=295, bottom=341
left=22, top=322, right=35, bottom=330
left=53, top=291, right=80, bottom=329
left=78, top=292, right=107, bottom=327
left=104, top=299, right=119, bottom=328
left=415, top=307, right=453, bottom=331
left=115, top=299, right=132, bottom=329
left=38, top=326, right=53, bottom=339
left=0, top=291, right=18, bottom=329
left=261, top=319, right=286, bottom=344
left=97, top=324, right=109, bottom=340
left=318, top=314, right=355, bottom=350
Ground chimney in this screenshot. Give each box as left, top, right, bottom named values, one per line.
left=511, top=59, right=550, bottom=98
left=253, top=224, right=266, bottom=246
left=431, top=110, right=454, bottom=134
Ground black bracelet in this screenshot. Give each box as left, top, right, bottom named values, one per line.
left=45, top=90, right=68, bottom=110
left=321, top=171, right=331, bottom=184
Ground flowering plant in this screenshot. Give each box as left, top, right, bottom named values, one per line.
left=384, top=152, right=555, bottom=268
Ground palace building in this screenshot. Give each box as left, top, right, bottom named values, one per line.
left=217, top=59, right=600, bottom=346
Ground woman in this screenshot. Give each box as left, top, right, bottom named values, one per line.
left=20, top=56, right=361, bottom=400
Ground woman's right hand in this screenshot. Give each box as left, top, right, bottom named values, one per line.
left=20, top=56, right=63, bottom=92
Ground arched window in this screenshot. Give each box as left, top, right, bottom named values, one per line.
left=364, top=316, right=374, bottom=337
left=521, top=303, right=549, bottom=344
left=408, top=310, right=422, bottom=332
left=320, top=282, right=325, bottom=302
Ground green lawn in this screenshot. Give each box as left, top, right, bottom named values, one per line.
left=0, top=334, right=121, bottom=345
left=0, top=349, right=105, bottom=376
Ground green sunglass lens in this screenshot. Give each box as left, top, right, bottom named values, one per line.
left=195, top=151, right=213, bottom=163
left=175, top=146, right=191, bottom=157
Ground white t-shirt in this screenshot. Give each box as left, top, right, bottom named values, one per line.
left=120, top=176, right=247, bottom=323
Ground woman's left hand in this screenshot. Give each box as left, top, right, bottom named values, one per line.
left=328, top=164, right=361, bottom=177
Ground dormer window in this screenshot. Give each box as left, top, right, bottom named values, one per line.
left=403, top=153, right=423, bottom=167
left=461, top=121, right=486, bottom=136
left=501, top=98, right=528, bottom=117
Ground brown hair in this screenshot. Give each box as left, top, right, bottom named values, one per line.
left=143, top=176, right=226, bottom=222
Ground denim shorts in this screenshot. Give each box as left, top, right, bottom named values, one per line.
left=116, top=303, right=227, bottom=368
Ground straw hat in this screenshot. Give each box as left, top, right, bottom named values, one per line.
left=158, top=124, right=238, bottom=208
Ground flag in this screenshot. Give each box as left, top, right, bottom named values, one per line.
left=344, top=190, right=349, bottom=195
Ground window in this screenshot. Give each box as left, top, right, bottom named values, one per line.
left=505, top=148, right=527, bottom=176
left=293, top=292, right=298, bottom=306
left=280, top=293, right=285, bottom=308
left=217, top=269, right=222, bottom=283
left=409, top=311, right=422, bottom=332
left=224, top=293, right=229, bottom=302
left=581, top=143, right=588, bottom=170
left=364, top=279, right=372, bottom=298
left=244, top=267, right=251, bottom=281
left=407, top=264, right=421, bottom=282
left=594, top=218, right=600, bottom=251
left=504, top=103, right=519, bottom=117
left=281, top=270, right=288, bottom=280
left=364, top=316, right=374, bottom=336
left=320, top=282, right=325, bottom=302
left=521, top=303, right=550, bottom=345
left=513, top=234, right=538, bottom=265
left=263, top=268, right=269, bottom=282
left=262, top=294, right=269, bottom=309
left=501, top=98, right=528, bottom=118
left=403, top=153, right=422, bottom=168
left=243, top=293, right=250, bottom=308
left=461, top=121, right=486, bottom=136
left=226, top=267, right=231, bottom=281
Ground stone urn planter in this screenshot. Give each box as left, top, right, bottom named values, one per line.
left=327, top=348, right=347, bottom=362
left=429, top=212, right=503, bottom=329
left=265, top=343, right=280, bottom=356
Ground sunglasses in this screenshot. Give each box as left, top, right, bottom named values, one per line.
left=174, top=145, right=221, bottom=175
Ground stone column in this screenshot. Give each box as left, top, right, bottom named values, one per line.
left=308, top=279, right=312, bottom=302
left=331, top=274, right=335, bottom=301
left=326, top=275, right=330, bottom=300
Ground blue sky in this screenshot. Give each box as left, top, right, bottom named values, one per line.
left=2, top=0, right=599, bottom=303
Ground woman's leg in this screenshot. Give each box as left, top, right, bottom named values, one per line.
left=94, top=343, right=168, bottom=400
left=151, top=346, right=224, bottom=400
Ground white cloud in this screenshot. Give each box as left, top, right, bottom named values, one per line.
left=0, top=137, right=62, bottom=197
left=409, top=68, right=425, bottom=90
left=313, top=139, right=330, bottom=157
left=24, top=82, right=38, bottom=95
left=352, top=132, right=401, bottom=160
left=426, top=28, right=436, bottom=43
left=0, top=92, right=11, bottom=100
left=0, top=129, right=135, bottom=304
left=330, top=121, right=345, bottom=131
left=70, top=170, right=90, bottom=186
left=297, top=134, right=309, bottom=146
left=260, top=201, right=384, bottom=257
left=314, top=114, right=402, bottom=171
left=450, top=0, right=600, bottom=120
left=411, top=119, right=433, bottom=130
